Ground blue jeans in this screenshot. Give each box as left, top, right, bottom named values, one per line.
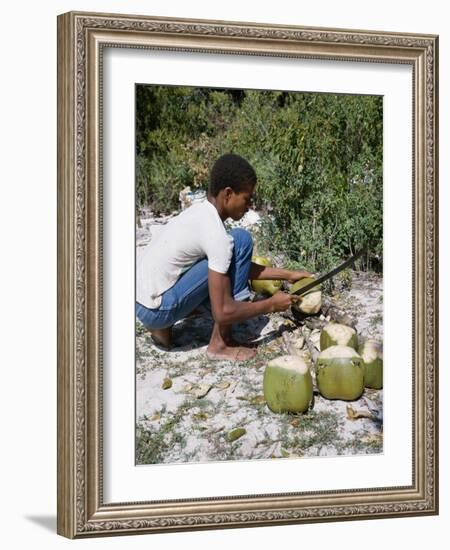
left=136, top=228, right=253, bottom=330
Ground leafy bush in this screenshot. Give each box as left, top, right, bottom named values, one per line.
left=136, top=85, right=383, bottom=271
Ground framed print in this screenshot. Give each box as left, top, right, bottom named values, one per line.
left=57, top=11, right=439, bottom=538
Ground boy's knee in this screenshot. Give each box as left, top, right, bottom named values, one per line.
left=230, top=228, right=253, bottom=253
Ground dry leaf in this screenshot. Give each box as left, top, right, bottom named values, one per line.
left=194, top=384, right=212, bottom=399
left=250, top=395, right=266, bottom=405
left=290, top=419, right=301, bottom=428
left=215, top=381, right=231, bottom=390
left=150, top=412, right=161, bottom=421
left=346, top=405, right=373, bottom=420
left=192, top=411, right=209, bottom=421
left=162, top=378, right=172, bottom=390
left=227, top=428, right=246, bottom=442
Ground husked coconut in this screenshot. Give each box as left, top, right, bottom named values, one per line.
left=263, top=355, right=313, bottom=413
left=359, top=339, right=383, bottom=389
left=290, top=277, right=322, bottom=315
left=250, top=255, right=283, bottom=296
left=316, top=345, right=364, bottom=401
left=320, top=322, right=358, bottom=351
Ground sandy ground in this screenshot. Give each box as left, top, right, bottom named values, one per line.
left=135, top=210, right=383, bottom=465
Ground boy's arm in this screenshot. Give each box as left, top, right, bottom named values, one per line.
left=249, top=262, right=312, bottom=283
left=208, top=269, right=297, bottom=325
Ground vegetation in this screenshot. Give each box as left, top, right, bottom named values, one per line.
left=136, top=85, right=383, bottom=272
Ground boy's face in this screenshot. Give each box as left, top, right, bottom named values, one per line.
left=225, top=183, right=255, bottom=220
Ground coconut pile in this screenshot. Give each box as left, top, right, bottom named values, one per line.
left=136, top=212, right=384, bottom=465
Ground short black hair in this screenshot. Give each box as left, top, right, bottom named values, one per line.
left=208, top=154, right=257, bottom=197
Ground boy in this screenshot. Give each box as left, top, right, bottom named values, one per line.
left=136, top=154, right=310, bottom=361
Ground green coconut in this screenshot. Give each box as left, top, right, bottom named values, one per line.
left=320, top=322, right=358, bottom=351
left=316, top=345, right=364, bottom=401
left=359, top=339, right=383, bottom=389
left=290, top=277, right=322, bottom=315
left=263, top=355, right=313, bottom=413
left=250, top=255, right=283, bottom=296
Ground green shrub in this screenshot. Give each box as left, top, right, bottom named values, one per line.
left=136, top=85, right=383, bottom=270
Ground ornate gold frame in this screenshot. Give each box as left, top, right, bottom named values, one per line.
left=57, top=11, right=439, bottom=538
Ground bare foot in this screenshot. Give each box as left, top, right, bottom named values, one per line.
left=149, top=327, right=173, bottom=349
left=206, top=344, right=257, bottom=362
left=225, top=338, right=258, bottom=349
left=221, top=326, right=257, bottom=349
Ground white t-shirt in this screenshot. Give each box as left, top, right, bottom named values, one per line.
left=137, top=200, right=234, bottom=309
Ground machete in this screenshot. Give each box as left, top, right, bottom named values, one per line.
left=290, top=248, right=366, bottom=298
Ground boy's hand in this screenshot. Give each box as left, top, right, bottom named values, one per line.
left=285, top=270, right=313, bottom=284
left=269, top=291, right=302, bottom=312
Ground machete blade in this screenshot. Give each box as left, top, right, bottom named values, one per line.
left=290, top=248, right=366, bottom=297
